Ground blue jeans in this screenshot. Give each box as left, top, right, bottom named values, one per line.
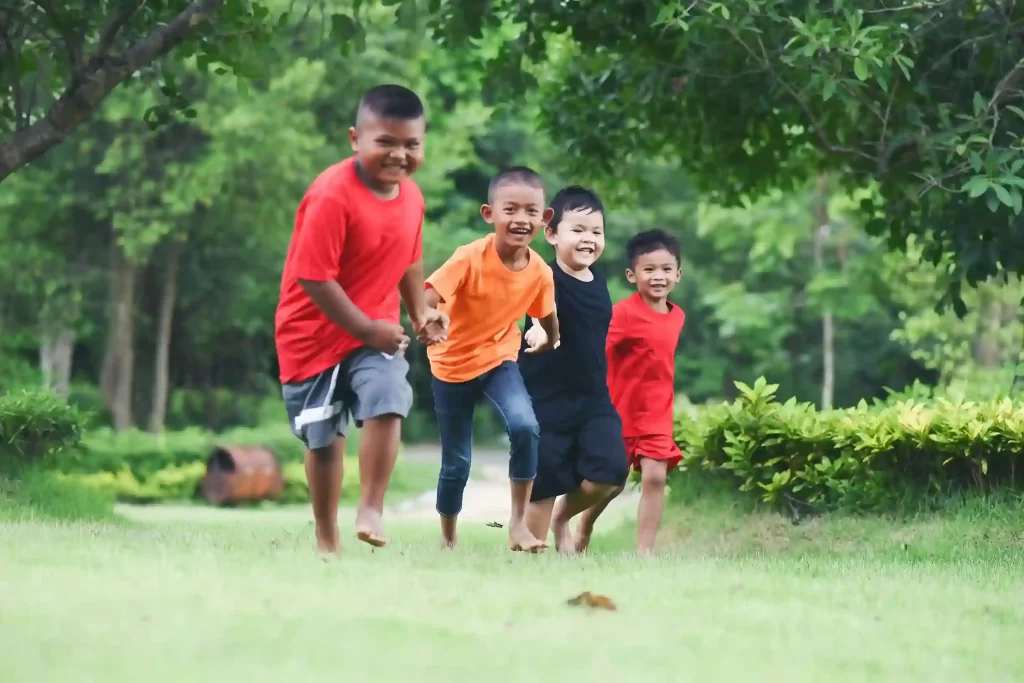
left=431, top=361, right=540, bottom=517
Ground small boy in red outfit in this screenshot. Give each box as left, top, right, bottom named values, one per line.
left=577, top=229, right=685, bottom=555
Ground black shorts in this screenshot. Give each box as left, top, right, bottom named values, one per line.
left=530, top=408, right=630, bottom=502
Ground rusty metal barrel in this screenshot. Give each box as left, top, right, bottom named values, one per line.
left=201, top=445, right=284, bottom=506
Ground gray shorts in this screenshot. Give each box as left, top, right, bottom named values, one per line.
left=282, top=347, right=414, bottom=450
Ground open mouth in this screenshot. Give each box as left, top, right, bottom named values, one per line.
left=509, top=227, right=531, bottom=236
left=576, top=246, right=595, bottom=255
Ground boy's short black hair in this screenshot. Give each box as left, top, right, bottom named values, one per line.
left=626, top=229, right=681, bottom=269
left=356, top=84, right=424, bottom=122
left=488, top=165, right=545, bottom=203
left=548, top=186, right=604, bottom=232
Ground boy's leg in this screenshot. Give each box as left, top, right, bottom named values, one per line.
left=636, top=458, right=669, bottom=555
left=526, top=429, right=577, bottom=542
left=633, top=435, right=683, bottom=555
left=305, top=440, right=346, bottom=554
left=346, top=349, right=415, bottom=547
left=431, top=374, right=480, bottom=548
left=552, top=413, right=630, bottom=553
left=573, top=484, right=625, bottom=553
left=482, top=362, right=546, bottom=552
left=282, top=365, right=351, bottom=555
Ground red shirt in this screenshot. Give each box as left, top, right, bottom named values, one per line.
left=605, top=293, right=686, bottom=437
left=274, top=158, right=424, bottom=384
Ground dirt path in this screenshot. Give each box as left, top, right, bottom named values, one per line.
left=391, top=444, right=641, bottom=527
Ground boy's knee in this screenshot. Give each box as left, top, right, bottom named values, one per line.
left=507, top=410, right=540, bottom=442
left=580, top=480, right=619, bottom=498
left=641, top=461, right=669, bottom=489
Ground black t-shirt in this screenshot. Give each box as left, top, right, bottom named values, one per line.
left=519, top=261, right=615, bottom=425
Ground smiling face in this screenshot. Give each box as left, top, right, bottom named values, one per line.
left=348, top=110, right=425, bottom=194
left=626, top=248, right=681, bottom=305
left=482, top=182, right=552, bottom=252
left=546, top=208, right=605, bottom=275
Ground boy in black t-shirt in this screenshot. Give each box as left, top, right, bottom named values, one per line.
left=519, top=186, right=629, bottom=553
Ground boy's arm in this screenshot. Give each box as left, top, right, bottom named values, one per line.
left=424, top=248, right=470, bottom=309
left=294, top=195, right=408, bottom=353
left=605, top=304, right=631, bottom=355
left=399, top=258, right=448, bottom=344
left=524, top=268, right=559, bottom=353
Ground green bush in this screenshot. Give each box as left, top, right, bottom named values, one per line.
left=0, top=390, right=112, bottom=522
left=675, top=377, right=1024, bottom=512
left=0, top=390, right=84, bottom=464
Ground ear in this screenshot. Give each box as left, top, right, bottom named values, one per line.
left=544, top=225, right=558, bottom=245
left=625, top=268, right=637, bottom=284
left=480, top=204, right=494, bottom=223
left=542, top=207, right=555, bottom=225
left=348, top=126, right=358, bottom=152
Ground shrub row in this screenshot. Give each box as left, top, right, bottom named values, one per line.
left=675, top=377, right=1024, bottom=511
left=57, top=459, right=330, bottom=504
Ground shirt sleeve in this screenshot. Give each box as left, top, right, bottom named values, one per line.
left=410, top=202, right=424, bottom=264
left=291, top=194, right=346, bottom=282
left=606, top=302, right=631, bottom=356
left=425, top=247, right=470, bottom=303
left=527, top=266, right=556, bottom=318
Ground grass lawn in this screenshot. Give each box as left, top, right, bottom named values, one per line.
left=2, top=484, right=1024, bottom=682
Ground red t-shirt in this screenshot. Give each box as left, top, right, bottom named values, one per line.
left=605, top=292, right=686, bottom=437
left=274, top=158, right=424, bottom=384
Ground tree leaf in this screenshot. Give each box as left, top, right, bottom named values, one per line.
left=994, top=183, right=1013, bottom=207
left=853, top=57, right=869, bottom=81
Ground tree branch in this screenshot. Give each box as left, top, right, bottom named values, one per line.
left=0, top=0, right=225, bottom=184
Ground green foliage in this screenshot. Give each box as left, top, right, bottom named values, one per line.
left=50, top=423, right=435, bottom=504
left=444, top=0, right=1024, bottom=311
left=678, top=377, right=1024, bottom=512
left=0, top=391, right=84, bottom=464
left=0, top=465, right=116, bottom=522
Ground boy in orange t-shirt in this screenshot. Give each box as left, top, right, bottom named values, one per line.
left=425, top=166, right=560, bottom=552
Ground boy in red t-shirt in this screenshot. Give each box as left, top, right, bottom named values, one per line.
left=578, top=229, right=685, bottom=555
left=275, top=84, right=447, bottom=556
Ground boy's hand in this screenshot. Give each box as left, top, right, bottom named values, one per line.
left=362, top=320, right=411, bottom=355
left=414, top=307, right=449, bottom=346
left=524, top=325, right=558, bottom=353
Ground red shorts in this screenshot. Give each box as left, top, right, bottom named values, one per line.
left=624, top=434, right=683, bottom=473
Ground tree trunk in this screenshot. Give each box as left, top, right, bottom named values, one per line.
left=812, top=175, right=835, bottom=410
left=101, top=247, right=138, bottom=431
left=40, top=327, right=76, bottom=398
left=99, top=243, right=122, bottom=407
left=147, top=241, right=183, bottom=433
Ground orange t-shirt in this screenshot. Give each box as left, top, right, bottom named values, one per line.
left=426, top=234, right=555, bottom=383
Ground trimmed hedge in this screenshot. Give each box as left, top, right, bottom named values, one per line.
left=676, top=377, right=1024, bottom=511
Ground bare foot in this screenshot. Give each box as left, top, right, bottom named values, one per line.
left=551, top=517, right=575, bottom=554
left=316, top=524, right=339, bottom=556
left=355, top=507, right=388, bottom=548
left=509, top=524, right=548, bottom=553
left=440, top=537, right=457, bottom=550
left=637, top=547, right=656, bottom=558
left=573, top=522, right=593, bottom=554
